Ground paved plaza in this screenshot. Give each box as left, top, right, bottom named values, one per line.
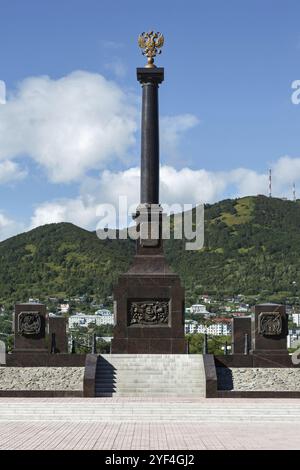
left=0, top=398, right=299, bottom=450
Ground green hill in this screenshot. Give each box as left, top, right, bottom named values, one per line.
left=1, top=195, right=300, bottom=305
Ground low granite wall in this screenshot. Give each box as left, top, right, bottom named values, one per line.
left=212, top=354, right=300, bottom=398
left=202, top=355, right=218, bottom=397
left=5, top=353, right=86, bottom=367
left=215, top=354, right=300, bottom=368
left=0, top=366, right=84, bottom=397
left=83, top=354, right=97, bottom=397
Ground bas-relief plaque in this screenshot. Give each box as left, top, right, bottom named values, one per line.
left=18, top=311, right=42, bottom=336
left=258, top=311, right=282, bottom=336
left=128, top=300, right=169, bottom=325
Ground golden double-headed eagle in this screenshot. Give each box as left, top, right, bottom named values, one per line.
left=138, top=31, right=164, bottom=68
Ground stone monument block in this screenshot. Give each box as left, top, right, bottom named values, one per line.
left=112, top=272, right=185, bottom=353
left=48, top=316, right=68, bottom=353
left=14, top=303, right=47, bottom=353
left=251, top=303, right=288, bottom=355
left=232, top=316, right=251, bottom=354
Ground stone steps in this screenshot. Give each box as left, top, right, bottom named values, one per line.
left=94, top=354, right=205, bottom=397
left=0, top=402, right=300, bottom=422
left=95, top=391, right=205, bottom=395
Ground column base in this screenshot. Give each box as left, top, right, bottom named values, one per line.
left=111, top=338, right=186, bottom=354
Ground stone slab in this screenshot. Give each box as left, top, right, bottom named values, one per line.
left=13, top=303, right=47, bottom=353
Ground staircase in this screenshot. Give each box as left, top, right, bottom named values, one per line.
left=95, top=354, right=205, bottom=397
left=1, top=401, right=300, bottom=422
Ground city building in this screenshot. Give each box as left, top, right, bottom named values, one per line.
left=69, top=312, right=114, bottom=329
left=59, top=303, right=70, bottom=314
left=95, top=309, right=111, bottom=316
left=190, top=304, right=209, bottom=314
left=236, top=304, right=249, bottom=312
left=185, top=320, right=198, bottom=334
left=200, top=295, right=211, bottom=304
left=197, top=321, right=231, bottom=336
left=184, top=319, right=231, bottom=336
left=292, top=313, right=300, bottom=327
left=98, top=336, right=113, bottom=343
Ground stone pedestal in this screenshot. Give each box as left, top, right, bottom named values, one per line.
left=48, top=317, right=68, bottom=353
left=112, top=262, right=185, bottom=354
left=251, top=303, right=288, bottom=355
left=232, top=317, right=251, bottom=354
left=13, top=303, right=47, bottom=353
left=112, top=206, right=185, bottom=353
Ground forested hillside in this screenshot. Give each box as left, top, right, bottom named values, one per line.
left=0, top=195, right=300, bottom=305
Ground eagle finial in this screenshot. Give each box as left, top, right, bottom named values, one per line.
left=138, top=31, right=164, bottom=68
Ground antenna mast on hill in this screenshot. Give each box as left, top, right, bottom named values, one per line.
left=293, top=182, right=296, bottom=201
left=268, top=169, right=272, bottom=197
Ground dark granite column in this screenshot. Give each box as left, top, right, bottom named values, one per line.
left=137, top=68, right=164, bottom=205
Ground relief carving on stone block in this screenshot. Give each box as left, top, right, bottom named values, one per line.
left=128, top=300, right=169, bottom=325
left=258, top=311, right=282, bottom=336
left=18, top=311, right=42, bottom=336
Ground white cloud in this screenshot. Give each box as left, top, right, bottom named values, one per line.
left=0, top=71, right=137, bottom=183
left=0, top=160, right=27, bottom=184
left=3, top=69, right=300, bottom=238
left=0, top=213, right=13, bottom=229
left=27, top=165, right=254, bottom=231
left=0, top=212, right=24, bottom=241
left=104, top=59, right=127, bottom=78
left=30, top=197, right=99, bottom=229
left=0, top=80, right=6, bottom=104
left=272, top=156, right=300, bottom=186
left=160, top=114, right=200, bottom=158
left=21, top=155, right=300, bottom=236
left=230, top=156, right=300, bottom=198
left=81, top=167, right=140, bottom=206
left=160, top=166, right=227, bottom=204
left=29, top=167, right=141, bottom=230
left=228, top=168, right=268, bottom=197
left=0, top=71, right=201, bottom=185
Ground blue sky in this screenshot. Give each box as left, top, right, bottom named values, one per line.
left=0, top=0, right=300, bottom=239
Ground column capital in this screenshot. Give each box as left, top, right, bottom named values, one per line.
left=137, top=67, right=164, bottom=85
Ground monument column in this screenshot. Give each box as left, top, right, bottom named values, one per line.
left=111, top=31, right=185, bottom=354
left=138, top=67, right=163, bottom=205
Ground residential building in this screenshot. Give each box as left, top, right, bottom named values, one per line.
left=190, top=304, right=209, bottom=314
left=69, top=312, right=114, bottom=329
left=184, top=320, right=198, bottom=334
left=95, top=309, right=111, bottom=316
left=184, top=319, right=231, bottom=336
left=197, top=322, right=231, bottom=336
left=60, top=303, right=70, bottom=314
left=292, top=313, right=300, bottom=327
left=200, top=295, right=211, bottom=304
left=236, top=304, right=249, bottom=312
